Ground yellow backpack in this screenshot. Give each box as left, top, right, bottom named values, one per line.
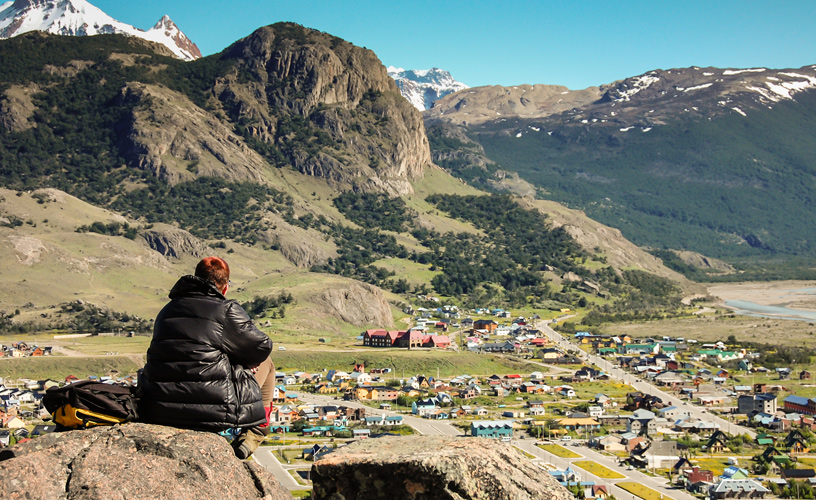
left=43, top=380, right=139, bottom=430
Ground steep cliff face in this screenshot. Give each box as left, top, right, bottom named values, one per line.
left=212, top=23, right=431, bottom=195
left=116, top=82, right=269, bottom=185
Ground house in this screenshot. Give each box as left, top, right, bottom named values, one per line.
left=593, top=393, right=612, bottom=408
left=470, top=420, right=513, bottom=439
left=653, top=371, right=686, bottom=387
left=781, top=468, right=816, bottom=480
left=644, top=440, right=680, bottom=469
left=539, top=348, right=563, bottom=360
left=353, top=429, right=371, bottom=439
left=721, top=466, right=751, bottom=480
left=709, top=478, right=769, bottom=499
left=785, top=429, right=810, bottom=454
left=0, top=415, right=25, bottom=429
left=473, top=320, right=498, bottom=332
left=349, top=372, right=372, bottom=385
left=590, top=434, right=626, bottom=452
left=558, top=415, right=600, bottom=431
left=590, top=485, right=610, bottom=499
left=412, top=399, right=437, bottom=417
left=627, top=409, right=658, bottom=436
left=364, top=415, right=386, bottom=426
left=549, top=466, right=581, bottom=484
left=738, top=393, right=777, bottom=415
left=705, top=430, right=731, bottom=453
left=680, top=465, right=714, bottom=486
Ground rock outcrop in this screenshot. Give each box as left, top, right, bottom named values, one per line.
left=311, top=435, right=572, bottom=500
left=116, top=82, right=270, bottom=185
left=0, top=423, right=293, bottom=500
left=139, top=225, right=211, bottom=259
left=312, top=281, right=394, bottom=327
left=0, top=84, right=38, bottom=132
left=213, top=23, right=431, bottom=195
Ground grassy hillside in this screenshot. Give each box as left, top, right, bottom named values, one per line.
left=0, top=356, right=142, bottom=381
left=435, top=90, right=816, bottom=263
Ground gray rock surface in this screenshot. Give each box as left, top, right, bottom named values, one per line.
left=0, top=423, right=293, bottom=500
left=139, top=225, right=211, bottom=259
left=314, top=281, right=394, bottom=327
left=311, top=435, right=572, bottom=500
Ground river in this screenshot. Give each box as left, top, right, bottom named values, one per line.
left=707, top=281, right=816, bottom=322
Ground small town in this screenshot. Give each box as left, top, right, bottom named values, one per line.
left=3, top=308, right=816, bottom=500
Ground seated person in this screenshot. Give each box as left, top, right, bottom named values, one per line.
left=139, top=257, right=275, bottom=459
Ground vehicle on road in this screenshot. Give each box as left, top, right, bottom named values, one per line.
left=561, top=436, right=572, bottom=441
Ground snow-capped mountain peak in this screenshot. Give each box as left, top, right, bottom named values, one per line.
left=0, top=0, right=201, bottom=60
left=388, top=66, right=468, bottom=111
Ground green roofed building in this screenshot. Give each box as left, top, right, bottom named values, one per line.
left=470, top=420, right=514, bottom=439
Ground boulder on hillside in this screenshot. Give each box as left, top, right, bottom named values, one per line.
left=311, top=435, right=572, bottom=500
left=313, top=281, right=394, bottom=327
left=0, top=423, right=293, bottom=500
left=139, top=226, right=211, bottom=259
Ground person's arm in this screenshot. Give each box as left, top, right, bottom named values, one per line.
left=222, top=300, right=273, bottom=367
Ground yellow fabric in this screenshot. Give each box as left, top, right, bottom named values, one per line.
left=54, top=404, right=126, bottom=429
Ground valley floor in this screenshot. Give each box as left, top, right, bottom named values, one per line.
left=708, top=280, right=816, bottom=313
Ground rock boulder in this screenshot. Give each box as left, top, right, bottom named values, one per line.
left=311, top=435, right=572, bottom=500
left=0, top=423, right=293, bottom=500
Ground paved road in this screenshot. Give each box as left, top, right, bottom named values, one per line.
left=253, top=448, right=304, bottom=490
left=537, top=321, right=756, bottom=439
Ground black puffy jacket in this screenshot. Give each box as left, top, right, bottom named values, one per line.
left=138, top=275, right=273, bottom=431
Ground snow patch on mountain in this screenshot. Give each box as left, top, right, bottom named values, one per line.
left=610, top=72, right=660, bottom=102
left=724, top=68, right=766, bottom=75
left=0, top=0, right=201, bottom=60
left=683, top=83, right=714, bottom=92
left=387, top=66, right=468, bottom=111
left=745, top=72, right=816, bottom=102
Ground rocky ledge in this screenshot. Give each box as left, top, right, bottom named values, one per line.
left=311, top=435, right=572, bottom=500
left=0, top=423, right=293, bottom=500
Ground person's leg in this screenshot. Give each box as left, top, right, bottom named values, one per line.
left=235, top=357, right=275, bottom=459
left=253, top=356, right=276, bottom=410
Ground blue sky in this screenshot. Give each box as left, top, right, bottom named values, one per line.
left=94, top=0, right=816, bottom=89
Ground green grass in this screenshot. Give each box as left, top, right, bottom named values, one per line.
left=49, top=335, right=151, bottom=355
left=571, top=380, right=633, bottom=399
left=513, top=446, right=537, bottom=459
left=0, top=355, right=142, bottom=380
left=572, top=460, right=625, bottom=479
left=537, top=443, right=582, bottom=458
left=616, top=481, right=666, bottom=500
left=371, top=257, right=442, bottom=285
left=271, top=349, right=542, bottom=378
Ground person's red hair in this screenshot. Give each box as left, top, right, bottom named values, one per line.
left=195, top=257, right=230, bottom=290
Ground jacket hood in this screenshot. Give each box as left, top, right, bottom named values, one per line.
left=168, top=275, right=225, bottom=300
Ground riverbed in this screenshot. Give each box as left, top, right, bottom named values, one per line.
left=707, top=281, right=816, bottom=322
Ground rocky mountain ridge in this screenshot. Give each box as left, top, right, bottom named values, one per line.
left=427, top=65, right=816, bottom=128
left=388, top=66, right=468, bottom=111
left=0, top=0, right=201, bottom=60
